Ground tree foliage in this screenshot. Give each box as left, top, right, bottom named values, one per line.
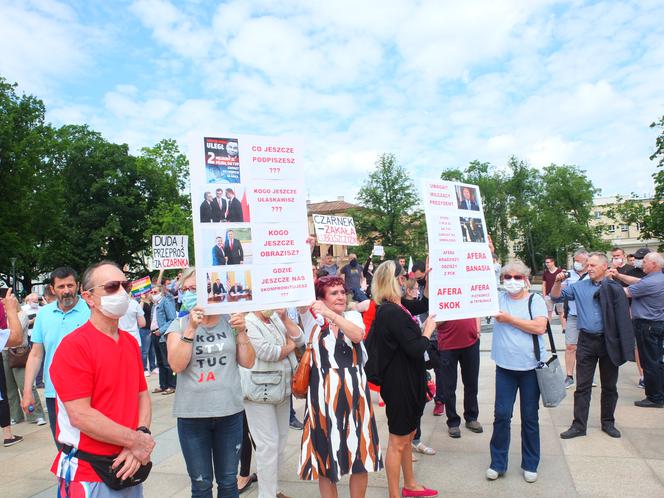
left=646, top=116, right=664, bottom=246
left=606, top=116, right=664, bottom=249
left=349, top=154, right=426, bottom=260
left=441, top=157, right=605, bottom=270
left=0, top=77, right=192, bottom=292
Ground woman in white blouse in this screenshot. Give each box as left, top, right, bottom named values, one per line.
left=242, top=309, right=305, bottom=498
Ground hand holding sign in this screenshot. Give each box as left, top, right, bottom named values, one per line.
left=229, top=313, right=247, bottom=333
left=188, top=305, right=205, bottom=328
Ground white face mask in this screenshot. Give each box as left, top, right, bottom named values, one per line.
left=151, top=293, right=162, bottom=303
left=30, top=302, right=39, bottom=309
left=573, top=262, right=584, bottom=272
left=503, top=278, right=526, bottom=294
left=634, top=259, right=644, bottom=269
left=99, top=289, right=130, bottom=319
left=612, top=258, right=623, bottom=266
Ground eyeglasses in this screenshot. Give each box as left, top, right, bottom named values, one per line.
left=181, top=286, right=197, bottom=292
left=150, top=290, right=160, bottom=295
left=86, top=280, right=131, bottom=293
left=503, top=275, right=525, bottom=280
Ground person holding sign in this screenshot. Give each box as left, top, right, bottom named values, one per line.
left=242, top=309, right=305, bottom=498
left=165, top=268, right=255, bottom=498
left=298, top=276, right=383, bottom=497
left=1, top=288, right=30, bottom=447
left=487, top=261, right=547, bottom=484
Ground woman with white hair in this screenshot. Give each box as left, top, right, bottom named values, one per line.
left=487, top=260, right=548, bottom=484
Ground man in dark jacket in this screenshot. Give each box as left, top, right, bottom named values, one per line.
left=200, top=192, right=213, bottom=223
left=211, top=188, right=227, bottom=223
left=552, top=252, right=634, bottom=440
left=225, top=188, right=244, bottom=222
left=224, top=230, right=244, bottom=265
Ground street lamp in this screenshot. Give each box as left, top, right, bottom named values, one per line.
left=10, top=257, right=16, bottom=294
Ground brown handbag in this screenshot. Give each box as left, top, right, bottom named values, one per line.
left=7, top=345, right=31, bottom=368
left=291, top=324, right=318, bottom=399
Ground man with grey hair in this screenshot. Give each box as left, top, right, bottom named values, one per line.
left=551, top=252, right=634, bottom=439
left=621, top=252, right=664, bottom=408
left=560, top=250, right=589, bottom=388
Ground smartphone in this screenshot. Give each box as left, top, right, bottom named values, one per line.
left=0, top=288, right=8, bottom=299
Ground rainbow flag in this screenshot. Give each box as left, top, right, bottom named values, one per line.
left=131, top=276, right=152, bottom=297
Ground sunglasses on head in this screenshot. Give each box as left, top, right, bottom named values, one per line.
left=87, top=280, right=131, bottom=293
left=503, top=275, right=525, bottom=280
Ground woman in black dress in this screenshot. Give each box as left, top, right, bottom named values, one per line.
left=372, top=261, right=438, bottom=498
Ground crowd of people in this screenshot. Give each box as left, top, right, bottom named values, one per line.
left=0, top=241, right=662, bottom=498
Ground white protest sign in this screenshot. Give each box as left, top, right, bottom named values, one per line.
left=187, top=133, right=315, bottom=314
left=312, top=214, right=358, bottom=246
left=373, top=245, right=384, bottom=256
left=151, top=235, right=189, bottom=269
left=423, top=180, right=499, bottom=320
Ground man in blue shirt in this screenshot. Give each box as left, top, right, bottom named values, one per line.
left=551, top=252, right=630, bottom=440
left=20, top=267, right=90, bottom=445
left=622, top=252, right=664, bottom=408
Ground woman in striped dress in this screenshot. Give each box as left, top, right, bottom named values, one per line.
left=298, top=276, right=383, bottom=497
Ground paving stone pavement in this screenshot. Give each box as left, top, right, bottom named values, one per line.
left=2, top=320, right=663, bottom=497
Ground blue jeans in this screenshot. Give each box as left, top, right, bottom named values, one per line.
left=139, top=328, right=157, bottom=371
left=489, top=366, right=540, bottom=473
left=178, top=412, right=244, bottom=498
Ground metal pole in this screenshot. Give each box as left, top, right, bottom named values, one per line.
left=10, top=257, right=17, bottom=294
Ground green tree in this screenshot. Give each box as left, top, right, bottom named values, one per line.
left=349, top=154, right=425, bottom=260
left=646, top=116, right=664, bottom=247
left=503, top=157, right=543, bottom=269
left=602, top=117, right=664, bottom=250
left=532, top=164, right=607, bottom=263
left=49, top=129, right=191, bottom=278
left=140, top=139, right=194, bottom=275
left=0, top=78, right=62, bottom=292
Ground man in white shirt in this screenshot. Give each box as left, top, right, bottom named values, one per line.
left=119, top=298, right=146, bottom=344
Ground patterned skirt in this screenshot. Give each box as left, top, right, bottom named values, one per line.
left=298, top=364, right=383, bottom=482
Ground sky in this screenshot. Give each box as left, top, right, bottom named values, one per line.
left=1, top=0, right=663, bottom=204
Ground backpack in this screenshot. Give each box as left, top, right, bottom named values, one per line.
left=363, top=319, right=383, bottom=385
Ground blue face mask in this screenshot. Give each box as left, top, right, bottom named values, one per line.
left=181, top=291, right=198, bottom=311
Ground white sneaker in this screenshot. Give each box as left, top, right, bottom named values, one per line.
left=152, top=368, right=159, bottom=374
left=486, top=468, right=501, bottom=480
left=523, top=470, right=538, bottom=483
left=412, top=442, right=436, bottom=455
left=36, top=417, right=47, bottom=426
left=144, top=370, right=151, bottom=377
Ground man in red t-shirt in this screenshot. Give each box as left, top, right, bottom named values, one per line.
left=541, top=256, right=566, bottom=332
left=434, top=318, right=483, bottom=439
left=49, top=261, right=155, bottom=497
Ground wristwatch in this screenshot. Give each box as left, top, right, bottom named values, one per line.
left=136, top=426, right=151, bottom=435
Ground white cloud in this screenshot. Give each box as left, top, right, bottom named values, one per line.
left=0, top=0, right=96, bottom=96
left=18, top=0, right=663, bottom=205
